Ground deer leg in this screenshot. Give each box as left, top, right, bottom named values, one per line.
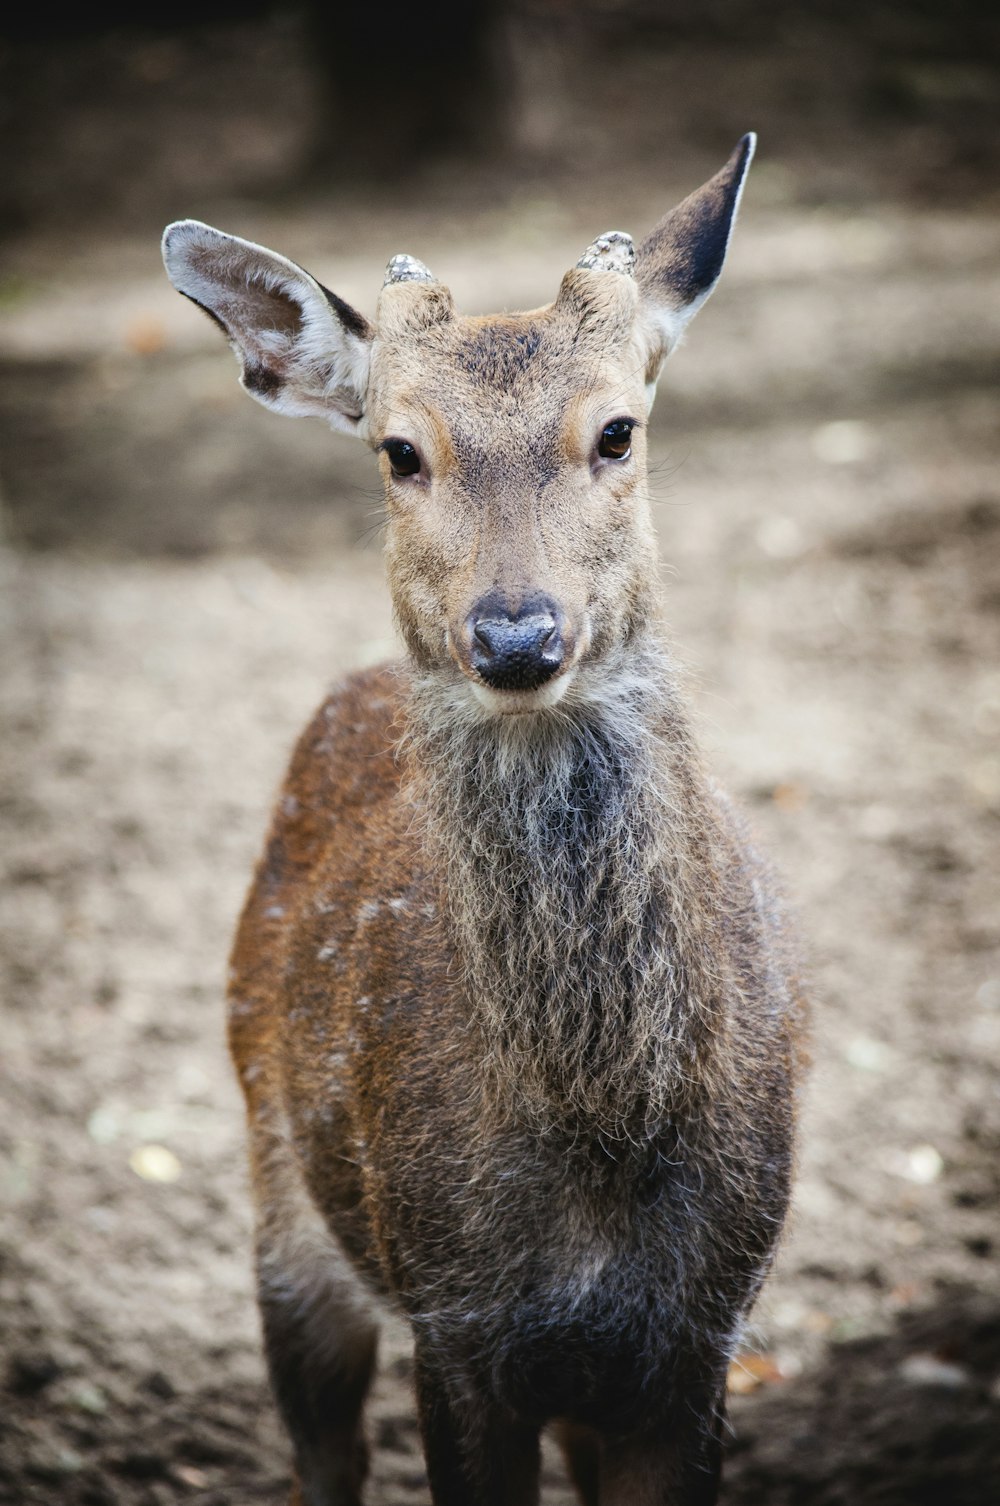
left=413, top=1349, right=541, bottom=1506
left=256, top=1211, right=378, bottom=1506
left=599, top=1383, right=727, bottom=1506
left=551, top=1419, right=601, bottom=1506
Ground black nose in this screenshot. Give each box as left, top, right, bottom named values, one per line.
left=467, top=596, right=565, bottom=691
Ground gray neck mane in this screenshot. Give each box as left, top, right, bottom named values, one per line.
left=403, top=641, right=733, bottom=1137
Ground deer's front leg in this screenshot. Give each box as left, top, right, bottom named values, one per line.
left=414, top=1346, right=541, bottom=1506
left=599, top=1384, right=727, bottom=1506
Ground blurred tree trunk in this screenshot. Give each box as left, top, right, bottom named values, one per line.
left=305, top=0, right=506, bottom=180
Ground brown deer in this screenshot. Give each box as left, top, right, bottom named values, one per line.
left=162, top=133, right=807, bottom=1506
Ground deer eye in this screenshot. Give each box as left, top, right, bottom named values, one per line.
left=383, top=439, right=421, bottom=478
left=597, top=419, right=635, bottom=461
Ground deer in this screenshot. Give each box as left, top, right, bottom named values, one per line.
left=162, top=132, right=807, bottom=1506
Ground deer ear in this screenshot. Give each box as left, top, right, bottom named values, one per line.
left=161, top=220, right=372, bottom=437
left=636, top=133, right=755, bottom=405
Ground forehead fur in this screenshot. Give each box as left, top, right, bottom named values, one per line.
left=371, top=270, right=642, bottom=440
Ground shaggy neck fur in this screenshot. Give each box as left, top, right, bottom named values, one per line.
left=403, top=636, right=737, bottom=1140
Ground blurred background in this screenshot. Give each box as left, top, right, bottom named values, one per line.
left=1, top=3, right=999, bottom=1501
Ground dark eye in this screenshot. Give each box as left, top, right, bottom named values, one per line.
left=383, top=439, right=421, bottom=478
left=598, top=419, right=635, bottom=461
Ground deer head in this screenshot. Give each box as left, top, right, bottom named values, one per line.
left=162, top=135, right=754, bottom=715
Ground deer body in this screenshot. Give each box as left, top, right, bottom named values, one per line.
left=164, top=135, right=807, bottom=1506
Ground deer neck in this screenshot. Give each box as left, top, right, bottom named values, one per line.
left=403, top=631, right=730, bottom=1138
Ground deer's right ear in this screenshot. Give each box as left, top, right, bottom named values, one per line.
left=161, top=220, right=372, bottom=437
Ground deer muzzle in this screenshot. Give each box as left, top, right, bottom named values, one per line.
left=463, top=594, right=567, bottom=693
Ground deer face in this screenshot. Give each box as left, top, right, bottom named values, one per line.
left=368, top=266, right=658, bottom=711
left=162, top=136, right=754, bottom=715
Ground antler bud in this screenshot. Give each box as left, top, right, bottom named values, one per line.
left=383, top=253, right=436, bottom=287
left=576, top=231, right=635, bottom=276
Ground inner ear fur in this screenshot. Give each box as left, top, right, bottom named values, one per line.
left=636, top=133, right=755, bottom=394
left=161, top=219, right=373, bottom=436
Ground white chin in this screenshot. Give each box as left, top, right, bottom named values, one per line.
left=470, top=668, right=576, bottom=716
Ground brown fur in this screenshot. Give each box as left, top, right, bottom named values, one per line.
left=165, top=135, right=807, bottom=1506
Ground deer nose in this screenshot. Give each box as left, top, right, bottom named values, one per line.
left=467, top=597, right=565, bottom=691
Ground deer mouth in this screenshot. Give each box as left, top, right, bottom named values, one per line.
left=469, top=667, right=578, bottom=716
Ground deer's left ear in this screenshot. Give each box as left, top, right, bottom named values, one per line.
left=636, top=133, right=755, bottom=407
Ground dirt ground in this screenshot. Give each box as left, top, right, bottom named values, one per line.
left=1, top=9, right=999, bottom=1504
